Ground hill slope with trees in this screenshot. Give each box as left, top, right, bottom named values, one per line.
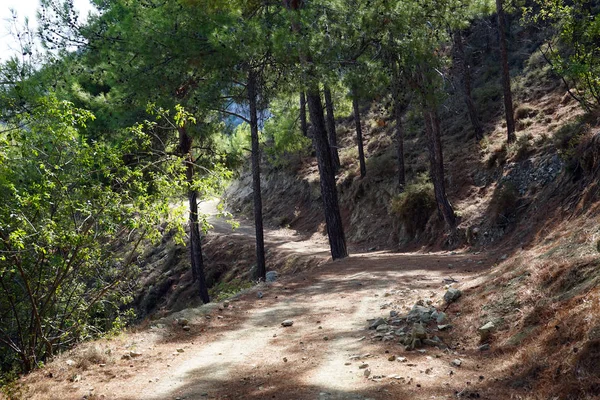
left=1, top=0, right=600, bottom=398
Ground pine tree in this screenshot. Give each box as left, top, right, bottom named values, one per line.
left=495, top=0, right=517, bottom=143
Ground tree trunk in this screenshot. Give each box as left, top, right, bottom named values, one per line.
left=283, top=0, right=348, bottom=260
left=247, top=70, right=266, bottom=281
left=423, top=108, right=456, bottom=230
left=306, top=89, right=348, bottom=260
left=390, top=58, right=406, bottom=190
left=284, top=0, right=347, bottom=260
left=453, top=31, right=484, bottom=141
left=352, top=89, right=367, bottom=178
left=393, top=99, right=406, bottom=190
left=495, top=0, right=516, bottom=143
left=300, top=91, right=308, bottom=137
left=323, top=86, right=340, bottom=172
left=179, top=127, right=210, bottom=303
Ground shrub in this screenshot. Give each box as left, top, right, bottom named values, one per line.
left=490, top=182, right=520, bottom=226
left=573, top=130, right=600, bottom=176
left=511, top=133, right=533, bottom=162
left=261, top=96, right=312, bottom=168
left=339, top=146, right=359, bottom=167
left=0, top=97, right=186, bottom=374
left=75, top=346, right=106, bottom=371
left=472, top=83, right=503, bottom=123
left=516, top=117, right=534, bottom=131
left=0, top=369, right=23, bottom=399
left=552, top=117, right=600, bottom=177
left=515, top=104, right=538, bottom=120
left=367, top=150, right=396, bottom=178
left=390, top=175, right=436, bottom=238
left=553, top=119, right=588, bottom=151
left=487, top=144, right=508, bottom=168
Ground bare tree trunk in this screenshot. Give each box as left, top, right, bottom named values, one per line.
left=247, top=70, right=266, bottom=281
left=393, top=100, right=406, bottom=190
left=306, top=89, right=348, bottom=260
left=453, top=31, right=484, bottom=141
left=352, top=88, right=367, bottom=178
left=285, top=0, right=348, bottom=260
left=496, top=0, right=516, bottom=143
left=300, top=91, right=308, bottom=137
left=323, top=86, right=340, bottom=172
left=423, top=108, right=456, bottom=230
left=179, top=127, right=210, bottom=303
left=390, top=58, right=406, bottom=190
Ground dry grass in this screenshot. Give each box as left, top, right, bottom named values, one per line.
left=451, top=202, right=600, bottom=398
left=515, top=104, right=539, bottom=120
left=338, top=146, right=359, bottom=168
left=77, top=346, right=108, bottom=371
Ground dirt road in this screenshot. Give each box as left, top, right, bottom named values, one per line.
left=133, top=252, right=496, bottom=400
left=24, top=203, right=504, bottom=400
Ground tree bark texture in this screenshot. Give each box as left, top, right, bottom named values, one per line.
left=323, top=86, right=340, bottom=172
left=390, top=58, right=406, bottom=190
left=179, top=127, right=210, bottom=303
left=352, top=90, right=367, bottom=178
left=495, top=0, right=516, bottom=143
left=423, top=108, right=457, bottom=230
left=306, top=89, right=348, bottom=260
left=247, top=70, right=266, bottom=281
left=393, top=99, right=406, bottom=190
left=453, top=31, right=484, bottom=141
left=300, top=91, right=308, bottom=137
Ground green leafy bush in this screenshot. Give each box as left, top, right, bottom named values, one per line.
left=525, top=0, right=600, bottom=109
left=552, top=118, right=597, bottom=176
left=572, top=130, right=600, bottom=176
left=367, top=150, right=396, bottom=178
left=214, top=122, right=252, bottom=170
left=0, top=96, right=184, bottom=373
left=511, top=133, right=534, bottom=161
left=390, top=175, right=436, bottom=238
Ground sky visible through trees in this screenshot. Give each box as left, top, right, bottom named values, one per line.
left=0, top=0, right=93, bottom=60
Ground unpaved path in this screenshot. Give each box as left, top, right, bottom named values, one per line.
left=201, top=198, right=331, bottom=258
left=24, top=204, right=505, bottom=400
left=134, top=253, right=496, bottom=400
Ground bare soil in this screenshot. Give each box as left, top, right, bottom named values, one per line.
left=18, top=205, right=526, bottom=400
